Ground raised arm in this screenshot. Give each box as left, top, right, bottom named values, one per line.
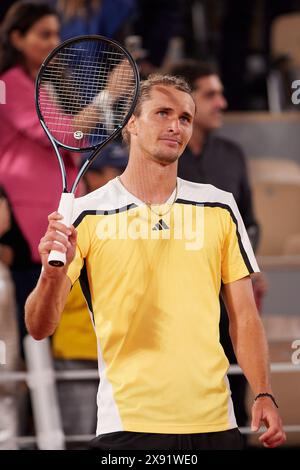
left=72, top=59, right=133, bottom=133
left=25, top=212, right=77, bottom=340
left=221, top=276, right=286, bottom=448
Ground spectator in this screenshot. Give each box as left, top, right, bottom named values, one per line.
left=0, top=2, right=78, bottom=352
left=171, top=60, right=268, bottom=432
left=82, top=141, right=128, bottom=194
left=44, top=0, right=136, bottom=42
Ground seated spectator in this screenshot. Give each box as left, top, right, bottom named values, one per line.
left=0, top=2, right=78, bottom=354
left=170, top=60, right=267, bottom=434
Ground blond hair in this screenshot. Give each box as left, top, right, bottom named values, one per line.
left=122, top=74, right=192, bottom=146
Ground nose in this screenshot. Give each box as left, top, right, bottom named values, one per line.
left=218, top=94, right=227, bottom=110
left=50, top=33, right=60, bottom=49
left=168, top=119, right=180, bottom=133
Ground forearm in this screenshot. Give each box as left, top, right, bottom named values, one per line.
left=230, top=312, right=272, bottom=395
left=25, top=270, right=71, bottom=340
left=231, top=310, right=286, bottom=449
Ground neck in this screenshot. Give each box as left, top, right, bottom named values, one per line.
left=23, top=61, right=38, bottom=80
left=29, top=68, right=38, bottom=80
left=120, top=151, right=178, bottom=204
left=188, top=124, right=207, bottom=155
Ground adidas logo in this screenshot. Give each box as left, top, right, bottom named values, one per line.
left=152, top=219, right=170, bottom=231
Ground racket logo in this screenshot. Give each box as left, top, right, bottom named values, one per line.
left=74, top=130, right=84, bottom=140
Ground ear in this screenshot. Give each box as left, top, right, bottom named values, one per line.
left=126, top=114, right=138, bottom=138
left=10, top=30, right=24, bottom=51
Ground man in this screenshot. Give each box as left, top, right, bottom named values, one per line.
left=171, top=60, right=267, bottom=429
left=171, top=61, right=260, bottom=249
left=25, top=74, right=285, bottom=450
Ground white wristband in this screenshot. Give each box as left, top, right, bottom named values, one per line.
left=92, top=90, right=113, bottom=108
left=92, top=90, right=114, bottom=132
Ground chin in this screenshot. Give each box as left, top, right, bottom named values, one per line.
left=155, top=153, right=178, bottom=165
left=212, top=118, right=223, bottom=129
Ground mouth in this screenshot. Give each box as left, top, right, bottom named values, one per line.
left=159, top=138, right=182, bottom=146
left=213, top=111, right=223, bottom=117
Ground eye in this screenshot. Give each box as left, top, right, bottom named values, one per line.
left=158, top=110, right=167, bottom=117
left=180, top=116, right=190, bottom=124
left=39, top=31, right=51, bottom=40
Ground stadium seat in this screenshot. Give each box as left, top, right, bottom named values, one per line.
left=252, top=181, right=300, bottom=255
left=248, top=158, right=300, bottom=184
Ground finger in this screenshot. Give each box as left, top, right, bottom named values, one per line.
left=261, top=425, right=286, bottom=443
left=48, top=211, right=63, bottom=222
left=48, top=221, right=72, bottom=237
left=50, top=241, right=68, bottom=253
left=69, top=226, right=77, bottom=244
left=40, top=234, right=71, bottom=252
left=46, top=231, right=72, bottom=247
left=251, top=406, right=262, bottom=432
left=260, top=429, right=283, bottom=445
left=39, top=240, right=68, bottom=254
left=259, top=423, right=281, bottom=442
left=263, top=434, right=286, bottom=448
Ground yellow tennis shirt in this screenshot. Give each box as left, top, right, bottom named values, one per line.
left=67, top=177, right=260, bottom=435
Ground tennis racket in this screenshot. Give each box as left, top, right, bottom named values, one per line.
left=35, top=35, right=139, bottom=267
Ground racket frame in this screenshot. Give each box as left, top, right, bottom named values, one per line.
left=35, top=35, right=140, bottom=266
left=35, top=34, right=140, bottom=193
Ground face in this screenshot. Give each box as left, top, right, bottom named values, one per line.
left=128, top=85, right=195, bottom=165
left=11, top=15, right=60, bottom=75
left=192, top=75, right=227, bottom=131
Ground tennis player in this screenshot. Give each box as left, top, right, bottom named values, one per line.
left=25, top=74, right=285, bottom=450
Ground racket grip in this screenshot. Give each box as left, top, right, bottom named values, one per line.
left=48, top=192, right=75, bottom=267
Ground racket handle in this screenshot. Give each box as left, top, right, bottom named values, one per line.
left=48, top=193, right=75, bottom=267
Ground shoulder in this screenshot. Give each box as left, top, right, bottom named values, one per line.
left=1, top=66, right=28, bottom=83
left=178, top=177, right=235, bottom=208
left=1, top=66, right=34, bottom=101
left=72, top=178, right=129, bottom=224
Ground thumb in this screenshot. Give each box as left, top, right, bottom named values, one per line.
left=251, top=405, right=262, bottom=432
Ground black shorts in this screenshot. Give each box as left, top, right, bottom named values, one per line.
left=89, top=428, right=244, bottom=451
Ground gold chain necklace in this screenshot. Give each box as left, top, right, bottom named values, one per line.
left=117, top=176, right=178, bottom=217
left=145, top=183, right=178, bottom=217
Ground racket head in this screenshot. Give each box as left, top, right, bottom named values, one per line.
left=35, top=35, right=140, bottom=152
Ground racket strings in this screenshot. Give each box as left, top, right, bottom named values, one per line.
left=38, top=39, right=136, bottom=149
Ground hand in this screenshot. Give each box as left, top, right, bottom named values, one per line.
left=251, top=396, right=286, bottom=448
left=38, top=212, right=77, bottom=275
left=106, top=59, right=134, bottom=102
